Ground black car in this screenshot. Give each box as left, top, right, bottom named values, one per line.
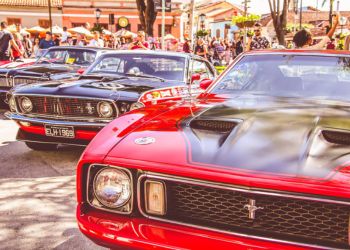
left=6, top=50, right=216, bottom=150
left=0, top=46, right=109, bottom=106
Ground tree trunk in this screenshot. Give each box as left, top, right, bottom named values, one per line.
left=136, top=0, right=157, bottom=37
left=329, top=0, right=334, bottom=28
left=268, top=0, right=290, bottom=46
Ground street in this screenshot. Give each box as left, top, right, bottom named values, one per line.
left=0, top=109, right=105, bottom=250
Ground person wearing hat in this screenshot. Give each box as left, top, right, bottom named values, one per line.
left=39, top=31, right=55, bottom=49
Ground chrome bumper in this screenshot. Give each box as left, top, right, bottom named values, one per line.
left=5, top=112, right=107, bottom=128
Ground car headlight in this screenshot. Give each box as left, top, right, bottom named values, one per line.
left=97, top=101, right=114, bottom=118
left=8, top=96, right=16, bottom=111
left=20, top=97, right=33, bottom=113
left=93, top=168, right=132, bottom=208
left=130, top=102, right=144, bottom=111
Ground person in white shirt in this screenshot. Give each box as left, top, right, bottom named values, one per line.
left=61, top=27, right=68, bottom=43
left=293, top=14, right=339, bottom=49
left=88, top=31, right=104, bottom=47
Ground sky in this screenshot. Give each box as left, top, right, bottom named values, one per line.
left=229, top=0, right=350, bottom=15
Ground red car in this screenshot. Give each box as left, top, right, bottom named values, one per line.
left=76, top=50, right=350, bottom=250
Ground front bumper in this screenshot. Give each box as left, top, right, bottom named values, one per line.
left=77, top=204, right=314, bottom=250
left=6, top=112, right=105, bottom=145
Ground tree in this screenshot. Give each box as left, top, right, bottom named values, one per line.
left=322, top=0, right=334, bottom=29
left=267, top=0, right=291, bottom=45
left=136, top=0, right=157, bottom=36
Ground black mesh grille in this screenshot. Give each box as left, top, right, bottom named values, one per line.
left=161, top=181, right=350, bottom=248
left=17, top=96, right=115, bottom=119
left=13, top=77, right=45, bottom=86
left=190, top=120, right=238, bottom=133
left=322, top=130, right=350, bottom=146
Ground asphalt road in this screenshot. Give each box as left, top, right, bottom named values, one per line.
left=0, top=109, right=105, bottom=250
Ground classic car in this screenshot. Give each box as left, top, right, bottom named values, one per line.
left=76, top=50, right=350, bottom=250
left=0, top=46, right=108, bottom=106
left=5, top=50, right=216, bottom=150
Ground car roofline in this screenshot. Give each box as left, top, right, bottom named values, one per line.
left=244, top=49, right=350, bottom=56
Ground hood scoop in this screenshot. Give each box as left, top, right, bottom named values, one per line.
left=322, top=130, right=350, bottom=146
left=189, top=119, right=239, bottom=133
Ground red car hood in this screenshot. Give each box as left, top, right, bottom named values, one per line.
left=98, top=95, right=350, bottom=199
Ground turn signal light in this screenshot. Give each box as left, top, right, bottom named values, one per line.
left=145, top=180, right=166, bottom=215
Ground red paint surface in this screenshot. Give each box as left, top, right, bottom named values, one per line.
left=18, top=123, right=98, bottom=141
left=77, top=205, right=314, bottom=250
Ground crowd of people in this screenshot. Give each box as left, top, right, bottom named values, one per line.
left=0, top=14, right=348, bottom=64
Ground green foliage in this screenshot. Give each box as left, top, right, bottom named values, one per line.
left=90, top=24, right=104, bottom=33
left=286, top=23, right=314, bottom=33
left=196, top=30, right=209, bottom=37
left=232, top=14, right=261, bottom=25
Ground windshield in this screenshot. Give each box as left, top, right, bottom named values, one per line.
left=211, top=54, right=350, bottom=102
left=88, top=54, right=186, bottom=81
left=37, top=49, right=97, bottom=66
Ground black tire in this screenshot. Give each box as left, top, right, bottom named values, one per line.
left=25, top=141, right=58, bottom=151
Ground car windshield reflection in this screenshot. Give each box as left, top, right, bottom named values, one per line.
left=88, top=54, right=186, bottom=82
left=37, top=49, right=97, bottom=66
left=211, top=54, right=350, bottom=102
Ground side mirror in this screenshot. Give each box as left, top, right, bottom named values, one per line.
left=77, top=68, right=85, bottom=74
left=199, top=79, right=213, bottom=90
left=191, top=73, right=201, bottom=84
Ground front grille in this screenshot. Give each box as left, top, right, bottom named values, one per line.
left=12, top=77, right=45, bottom=86
left=16, top=95, right=116, bottom=119
left=149, top=180, right=350, bottom=248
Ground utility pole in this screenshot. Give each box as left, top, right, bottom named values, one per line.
left=161, top=0, right=166, bottom=50
left=299, top=0, right=303, bottom=30
left=48, top=0, right=52, bottom=33
left=242, top=0, right=250, bottom=51
left=188, top=0, right=195, bottom=50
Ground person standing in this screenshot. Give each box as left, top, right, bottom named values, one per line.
left=88, top=31, right=104, bottom=47
left=194, top=38, right=208, bottom=59
left=61, top=27, right=68, bottom=44
left=39, top=32, right=55, bottom=49
left=183, top=38, right=191, bottom=53
left=247, top=23, right=270, bottom=51
left=11, top=32, right=24, bottom=60
left=129, top=31, right=149, bottom=50
left=0, top=22, right=22, bottom=61
left=293, top=14, right=339, bottom=49
left=23, top=34, right=33, bottom=58
left=73, top=33, right=86, bottom=46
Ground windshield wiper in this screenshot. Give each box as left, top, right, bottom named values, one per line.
left=125, top=73, right=165, bottom=82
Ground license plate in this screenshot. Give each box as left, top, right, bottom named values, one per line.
left=45, top=125, right=75, bottom=138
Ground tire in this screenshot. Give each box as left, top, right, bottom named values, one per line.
left=25, top=141, right=58, bottom=151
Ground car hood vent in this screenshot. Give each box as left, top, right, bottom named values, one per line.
left=190, top=119, right=238, bottom=133
left=322, top=130, right=350, bottom=145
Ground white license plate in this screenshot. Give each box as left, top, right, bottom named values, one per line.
left=45, top=125, right=75, bottom=138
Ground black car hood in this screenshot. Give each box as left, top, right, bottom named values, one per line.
left=13, top=76, right=184, bottom=101
left=5, top=64, right=80, bottom=80
left=108, top=95, right=350, bottom=181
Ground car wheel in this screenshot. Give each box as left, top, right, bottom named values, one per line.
left=25, top=142, right=58, bottom=151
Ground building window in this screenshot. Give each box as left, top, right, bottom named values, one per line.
left=39, top=19, right=50, bottom=28
left=158, top=25, right=172, bottom=37
left=95, top=23, right=108, bottom=29
left=72, top=23, right=85, bottom=28
left=7, top=18, right=21, bottom=25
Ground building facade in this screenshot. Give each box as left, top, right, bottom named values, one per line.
left=0, top=0, right=63, bottom=28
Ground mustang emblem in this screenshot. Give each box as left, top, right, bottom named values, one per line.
left=134, top=137, right=156, bottom=145
left=244, top=199, right=264, bottom=219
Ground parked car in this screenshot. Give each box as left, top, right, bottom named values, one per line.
left=0, top=46, right=108, bottom=106
left=76, top=50, right=350, bottom=250
left=5, top=50, right=216, bottom=150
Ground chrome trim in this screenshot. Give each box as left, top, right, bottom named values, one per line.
left=87, top=164, right=134, bottom=215
left=12, top=93, right=119, bottom=120
left=5, top=112, right=106, bottom=127
left=137, top=172, right=350, bottom=250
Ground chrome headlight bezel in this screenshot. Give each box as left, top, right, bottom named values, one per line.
left=8, top=96, right=16, bottom=112
left=19, top=96, right=33, bottom=113
left=130, top=102, right=145, bottom=111
left=97, top=101, right=114, bottom=118
left=87, top=164, right=133, bottom=214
